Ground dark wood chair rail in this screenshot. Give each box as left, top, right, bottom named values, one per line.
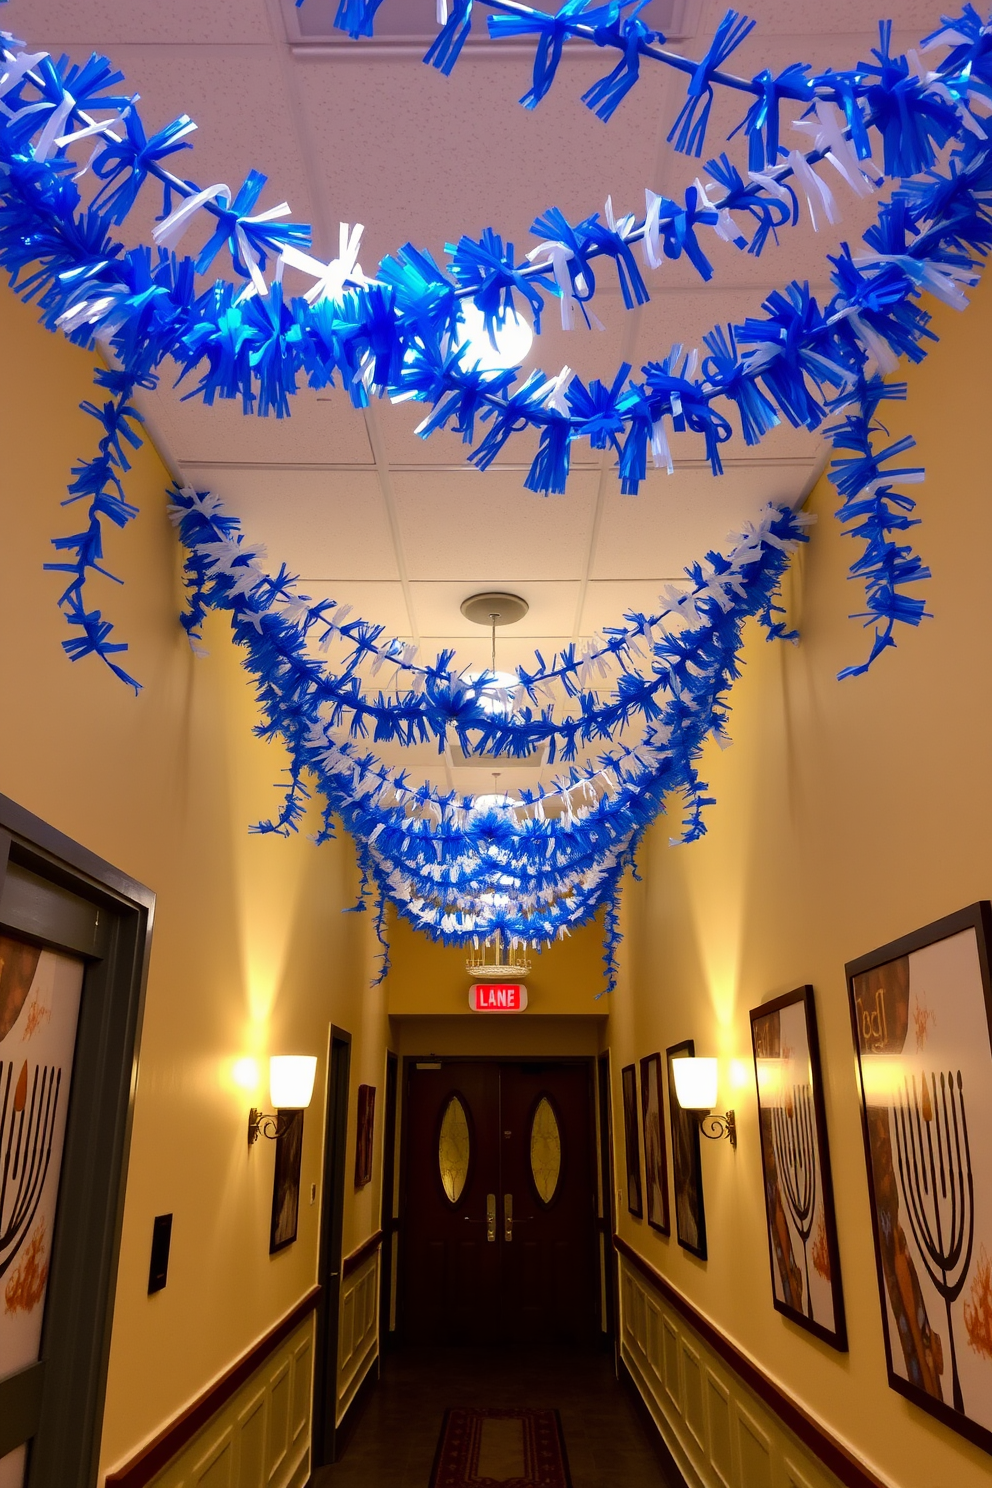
left=105, top=1285, right=321, bottom=1488
left=342, top=1228, right=383, bottom=1277
left=613, top=1236, right=887, bottom=1488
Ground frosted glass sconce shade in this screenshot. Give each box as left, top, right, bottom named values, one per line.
left=248, top=1055, right=317, bottom=1147
left=269, top=1056, right=317, bottom=1110
left=672, top=1057, right=719, bottom=1110
left=672, top=1056, right=736, bottom=1149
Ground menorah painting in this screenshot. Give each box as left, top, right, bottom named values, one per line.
left=0, top=933, right=83, bottom=1395
left=750, top=987, right=846, bottom=1350
left=849, top=904, right=992, bottom=1457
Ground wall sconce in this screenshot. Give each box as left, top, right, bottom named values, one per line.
left=672, top=1057, right=737, bottom=1149
left=248, top=1056, right=317, bottom=1148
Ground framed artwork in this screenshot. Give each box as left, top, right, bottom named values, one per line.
left=0, top=939, right=84, bottom=1382
left=620, top=1064, right=643, bottom=1218
left=666, top=1041, right=706, bottom=1260
left=847, top=902, right=992, bottom=1456
left=750, top=987, right=847, bottom=1350
left=355, top=1083, right=376, bottom=1188
left=269, top=1109, right=304, bottom=1254
left=639, top=1054, right=670, bottom=1235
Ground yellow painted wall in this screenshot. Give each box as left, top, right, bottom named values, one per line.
left=384, top=906, right=609, bottom=1015
left=0, top=291, right=389, bottom=1479
left=609, top=274, right=992, bottom=1487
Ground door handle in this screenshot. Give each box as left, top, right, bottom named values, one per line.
left=465, top=1193, right=497, bottom=1242
left=503, top=1193, right=535, bottom=1241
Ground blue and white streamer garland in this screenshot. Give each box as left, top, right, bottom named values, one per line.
left=2, top=5, right=992, bottom=981
left=167, top=483, right=811, bottom=960
left=4, top=8, right=988, bottom=686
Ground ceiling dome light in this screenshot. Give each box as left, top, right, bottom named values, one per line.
left=455, top=303, right=533, bottom=371
left=470, top=792, right=515, bottom=813
left=465, top=670, right=519, bottom=716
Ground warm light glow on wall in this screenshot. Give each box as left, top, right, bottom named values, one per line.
left=859, top=1054, right=910, bottom=1105
left=231, top=1056, right=261, bottom=1091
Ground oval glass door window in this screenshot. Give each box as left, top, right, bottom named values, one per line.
left=438, top=1094, right=471, bottom=1204
left=530, top=1096, right=562, bottom=1204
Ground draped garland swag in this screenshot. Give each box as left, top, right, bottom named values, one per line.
left=1, top=1, right=991, bottom=984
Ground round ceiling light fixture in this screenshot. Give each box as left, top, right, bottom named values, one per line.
left=461, top=592, right=529, bottom=717
left=454, top=303, right=534, bottom=371
left=460, top=591, right=530, bottom=627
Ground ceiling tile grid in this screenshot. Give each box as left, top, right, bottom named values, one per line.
left=3, top=0, right=926, bottom=715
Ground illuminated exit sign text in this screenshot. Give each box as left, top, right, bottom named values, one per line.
left=469, top=983, right=529, bottom=1012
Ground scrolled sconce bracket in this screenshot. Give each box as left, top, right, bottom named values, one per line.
left=247, top=1108, right=284, bottom=1148
left=698, top=1110, right=737, bottom=1150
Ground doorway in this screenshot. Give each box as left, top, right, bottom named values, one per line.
left=399, top=1059, right=599, bottom=1345
left=0, top=798, right=152, bottom=1488
left=312, top=1026, right=351, bottom=1467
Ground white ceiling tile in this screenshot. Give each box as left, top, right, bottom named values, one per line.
left=297, top=579, right=412, bottom=633
left=391, top=468, right=599, bottom=580
left=79, top=44, right=317, bottom=253
left=5, top=0, right=275, bottom=44
left=295, top=51, right=670, bottom=274
left=580, top=579, right=690, bottom=634
left=143, top=383, right=375, bottom=466
left=14, top=0, right=929, bottom=646
left=180, top=466, right=400, bottom=579
left=591, top=461, right=816, bottom=580
left=713, top=0, right=939, bottom=36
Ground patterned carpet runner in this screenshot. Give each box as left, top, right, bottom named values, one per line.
left=428, top=1407, right=572, bottom=1488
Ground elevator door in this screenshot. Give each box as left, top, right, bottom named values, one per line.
left=401, top=1060, right=598, bottom=1344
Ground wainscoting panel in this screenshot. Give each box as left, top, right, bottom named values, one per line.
left=336, top=1249, right=379, bottom=1427
left=145, top=1317, right=313, bottom=1488
left=618, top=1252, right=847, bottom=1488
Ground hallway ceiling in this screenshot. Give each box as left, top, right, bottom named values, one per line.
left=9, top=0, right=933, bottom=790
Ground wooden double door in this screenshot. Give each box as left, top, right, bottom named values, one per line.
left=401, top=1059, right=599, bottom=1344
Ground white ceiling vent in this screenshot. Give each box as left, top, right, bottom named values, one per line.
left=286, top=0, right=695, bottom=49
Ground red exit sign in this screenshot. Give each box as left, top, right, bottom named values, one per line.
left=469, top=983, right=529, bottom=1012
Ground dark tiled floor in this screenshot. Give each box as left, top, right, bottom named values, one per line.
left=313, top=1344, right=684, bottom=1488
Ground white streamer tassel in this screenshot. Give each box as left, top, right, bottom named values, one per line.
left=651, top=415, right=674, bottom=475
left=747, top=168, right=797, bottom=213
left=641, top=189, right=665, bottom=270
left=790, top=102, right=878, bottom=198
left=540, top=364, right=575, bottom=415
left=693, top=178, right=746, bottom=248
left=0, top=48, right=50, bottom=103
left=232, top=202, right=292, bottom=301
left=604, top=195, right=637, bottom=242
left=34, top=90, right=76, bottom=162
left=787, top=150, right=839, bottom=230
left=526, top=241, right=603, bottom=332
left=281, top=222, right=371, bottom=304
left=153, top=184, right=232, bottom=252
left=852, top=251, right=976, bottom=311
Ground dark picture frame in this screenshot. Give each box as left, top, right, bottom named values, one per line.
left=666, top=1041, right=706, bottom=1260
left=847, top=902, right=992, bottom=1456
left=0, top=797, right=153, bottom=1488
left=269, top=1109, right=304, bottom=1253
left=750, top=987, right=847, bottom=1350
left=620, top=1064, right=642, bottom=1218
left=355, top=1082, right=376, bottom=1189
left=639, top=1053, right=670, bottom=1235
